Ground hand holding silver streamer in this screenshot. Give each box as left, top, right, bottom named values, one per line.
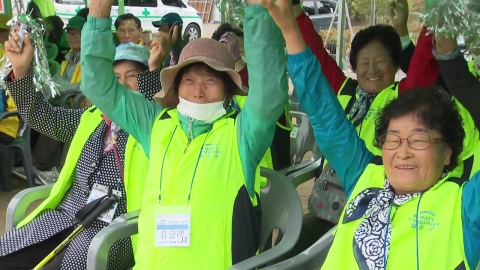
left=0, top=14, right=59, bottom=98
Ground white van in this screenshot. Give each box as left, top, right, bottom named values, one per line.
left=54, top=0, right=203, bottom=40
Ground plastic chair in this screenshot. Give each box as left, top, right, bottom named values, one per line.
left=259, top=225, right=336, bottom=270
left=288, top=90, right=300, bottom=112
left=51, top=90, right=81, bottom=108
left=0, top=111, right=36, bottom=191
left=48, top=61, right=61, bottom=77
left=87, top=168, right=304, bottom=270
left=287, top=155, right=323, bottom=188
left=279, top=110, right=321, bottom=177
left=73, top=93, right=87, bottom=109
left=5, top=184, right=54, bottom=231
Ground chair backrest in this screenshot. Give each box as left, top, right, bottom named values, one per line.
left=52, top=90, right=81, bottom=108
left=258, top=168, right=303, bottom=255
left=73, top=93, right=88, bottom=109
left=289, top=111, right=317, bottom=165
left=260, top=225, right=336, bottom=270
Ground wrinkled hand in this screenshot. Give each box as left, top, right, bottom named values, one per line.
left=148, top=25, right=178, bottom=71
left=219, top=32, right=241, bottom=61
left=261, top=0, right=297, bottom=34
left=4, top=31, right=34, bottom=79
left=389, top=0, right=409, bottom=35
left=435, top=34, right=457, bottom=55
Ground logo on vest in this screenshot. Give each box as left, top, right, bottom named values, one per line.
left=408, top=211, right=440, bottom=232
left=364, top=108, right=379, bottom=121
left=201, top=143, right=222, bottom=159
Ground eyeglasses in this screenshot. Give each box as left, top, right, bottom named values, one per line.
left=377, top=134, right=445, bottom=150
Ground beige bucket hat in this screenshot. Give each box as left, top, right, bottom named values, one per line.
left=154, top=38, right=246, bottom=107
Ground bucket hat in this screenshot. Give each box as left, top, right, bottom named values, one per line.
left=155, top=38, right=245, bottom=107
left=114, top=42, right=150, bottom=67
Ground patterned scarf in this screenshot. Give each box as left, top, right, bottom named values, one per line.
left=101, top=114, right=121, bottom=154
left=349, top=88, right=376, bottom=127
left=343, top=181, right=422, bottom=270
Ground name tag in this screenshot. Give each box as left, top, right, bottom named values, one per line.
left=155, top=206, right=191, bottom=247
left=87, top=183, right=122, bottom=224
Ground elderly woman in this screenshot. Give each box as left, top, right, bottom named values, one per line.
left=79, top=0, right=286, bottom=267
left=295, top=0, right=478, bottom=253
left=265, top=0, right=480, bottom=268
left=0, top=42, right=157, bottom=269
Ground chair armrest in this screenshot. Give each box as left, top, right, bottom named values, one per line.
left=259, top=225, right=336, bottom=270
left=279, top=150, right=322, bottom=176
left=111, top=210, right=140, bottom=225
left=287, top=157, right=323, bottom=187
left=0, top=110, right=20, bottom=121
left=87, top=218, right=139, bottom=270
left=5, top=184, right=53, bottom=231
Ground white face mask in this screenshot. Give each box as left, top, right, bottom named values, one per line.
left=177, top=97, right=227, bottom=122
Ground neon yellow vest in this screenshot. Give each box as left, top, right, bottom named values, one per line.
left=336, top=79, right=478, bottom=177
left=16, top=107, right=149, bottom=250
left=468, top=60, right=478, bottom=78
left=337, top=80, right=399, bottom=156
left=32, top=0, right=55, bottom=18
left=134, top=109, right=261, bottom=269
left=322, top=160, right=467, bottom=270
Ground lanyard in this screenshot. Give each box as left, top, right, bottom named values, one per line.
left=94, top=123, right=125, bottom=188
left=158, top=125, right=211, bottom=206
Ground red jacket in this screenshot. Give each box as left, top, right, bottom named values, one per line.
left=296, top=13, right=440, bottom=94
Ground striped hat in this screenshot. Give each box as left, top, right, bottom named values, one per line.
left=114, top=42, right=150, bottom=67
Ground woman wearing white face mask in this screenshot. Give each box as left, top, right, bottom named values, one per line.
left=79, top=0, right=287, bottom=267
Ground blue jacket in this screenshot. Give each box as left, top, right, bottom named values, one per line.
left=288, top=47, right=480, bottom=269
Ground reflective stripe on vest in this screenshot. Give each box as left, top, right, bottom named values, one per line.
left=134, top=108, right=260, bottom=269
left=322, top=157, right=468, bottom=270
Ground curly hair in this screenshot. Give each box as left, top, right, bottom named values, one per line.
left=374, top=86, right=465, bottom=172
left=349, top=24, right=401, bottom=72
left=212, top=23, right=243, bottom=41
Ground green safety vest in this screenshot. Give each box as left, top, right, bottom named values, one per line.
left=32, top=0, right=56, bottom=18
left=337, top=79, right=399, bottom=156
left=17, top=106, right=149, bottom=251
left=322, top=158, right=468, bottom=269
left=336, top=79, right=479, bottom=178
left=468, top=60, right=478, bottom=78
left=134, top=108, right=261, bottom=269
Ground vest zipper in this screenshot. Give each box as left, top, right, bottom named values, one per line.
left=184, top=117, right=194, bottom=153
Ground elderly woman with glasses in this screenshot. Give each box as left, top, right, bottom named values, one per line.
left=264, top=0, right=480, bottom=269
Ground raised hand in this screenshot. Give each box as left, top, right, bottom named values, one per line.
left=4, top=31, right=34, bottom=79
left=259, top=0, right=297, bottom=34
left=148, top=25, right=178, bottom=71
left=389, top=0, right=409, bottom=36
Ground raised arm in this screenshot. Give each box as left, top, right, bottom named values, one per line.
left=237, top=4, right=288, bottom=195
left=293, top=5, right=346, bottom=94
left=138, top=68, right=162, bottom=101
left=398, top=26, right=440, bottom=92
left=270, top=0, right=373, bottom=196
left=434, top=36, right=480, bottom=128
left=5, top=72, right=85, bottom=143
left=461, top=173, right=480, bottom=269
left=80, top=3, right=164, bottom=155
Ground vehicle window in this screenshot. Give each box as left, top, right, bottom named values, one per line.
left=161, top=0, right=182, bottom=7
left=118, top=0, right=158, bottom=7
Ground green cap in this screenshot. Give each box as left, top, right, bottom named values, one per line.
left=152, top=13, right=183, bottom=28
left=66, top=16, right=87, bottom=31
